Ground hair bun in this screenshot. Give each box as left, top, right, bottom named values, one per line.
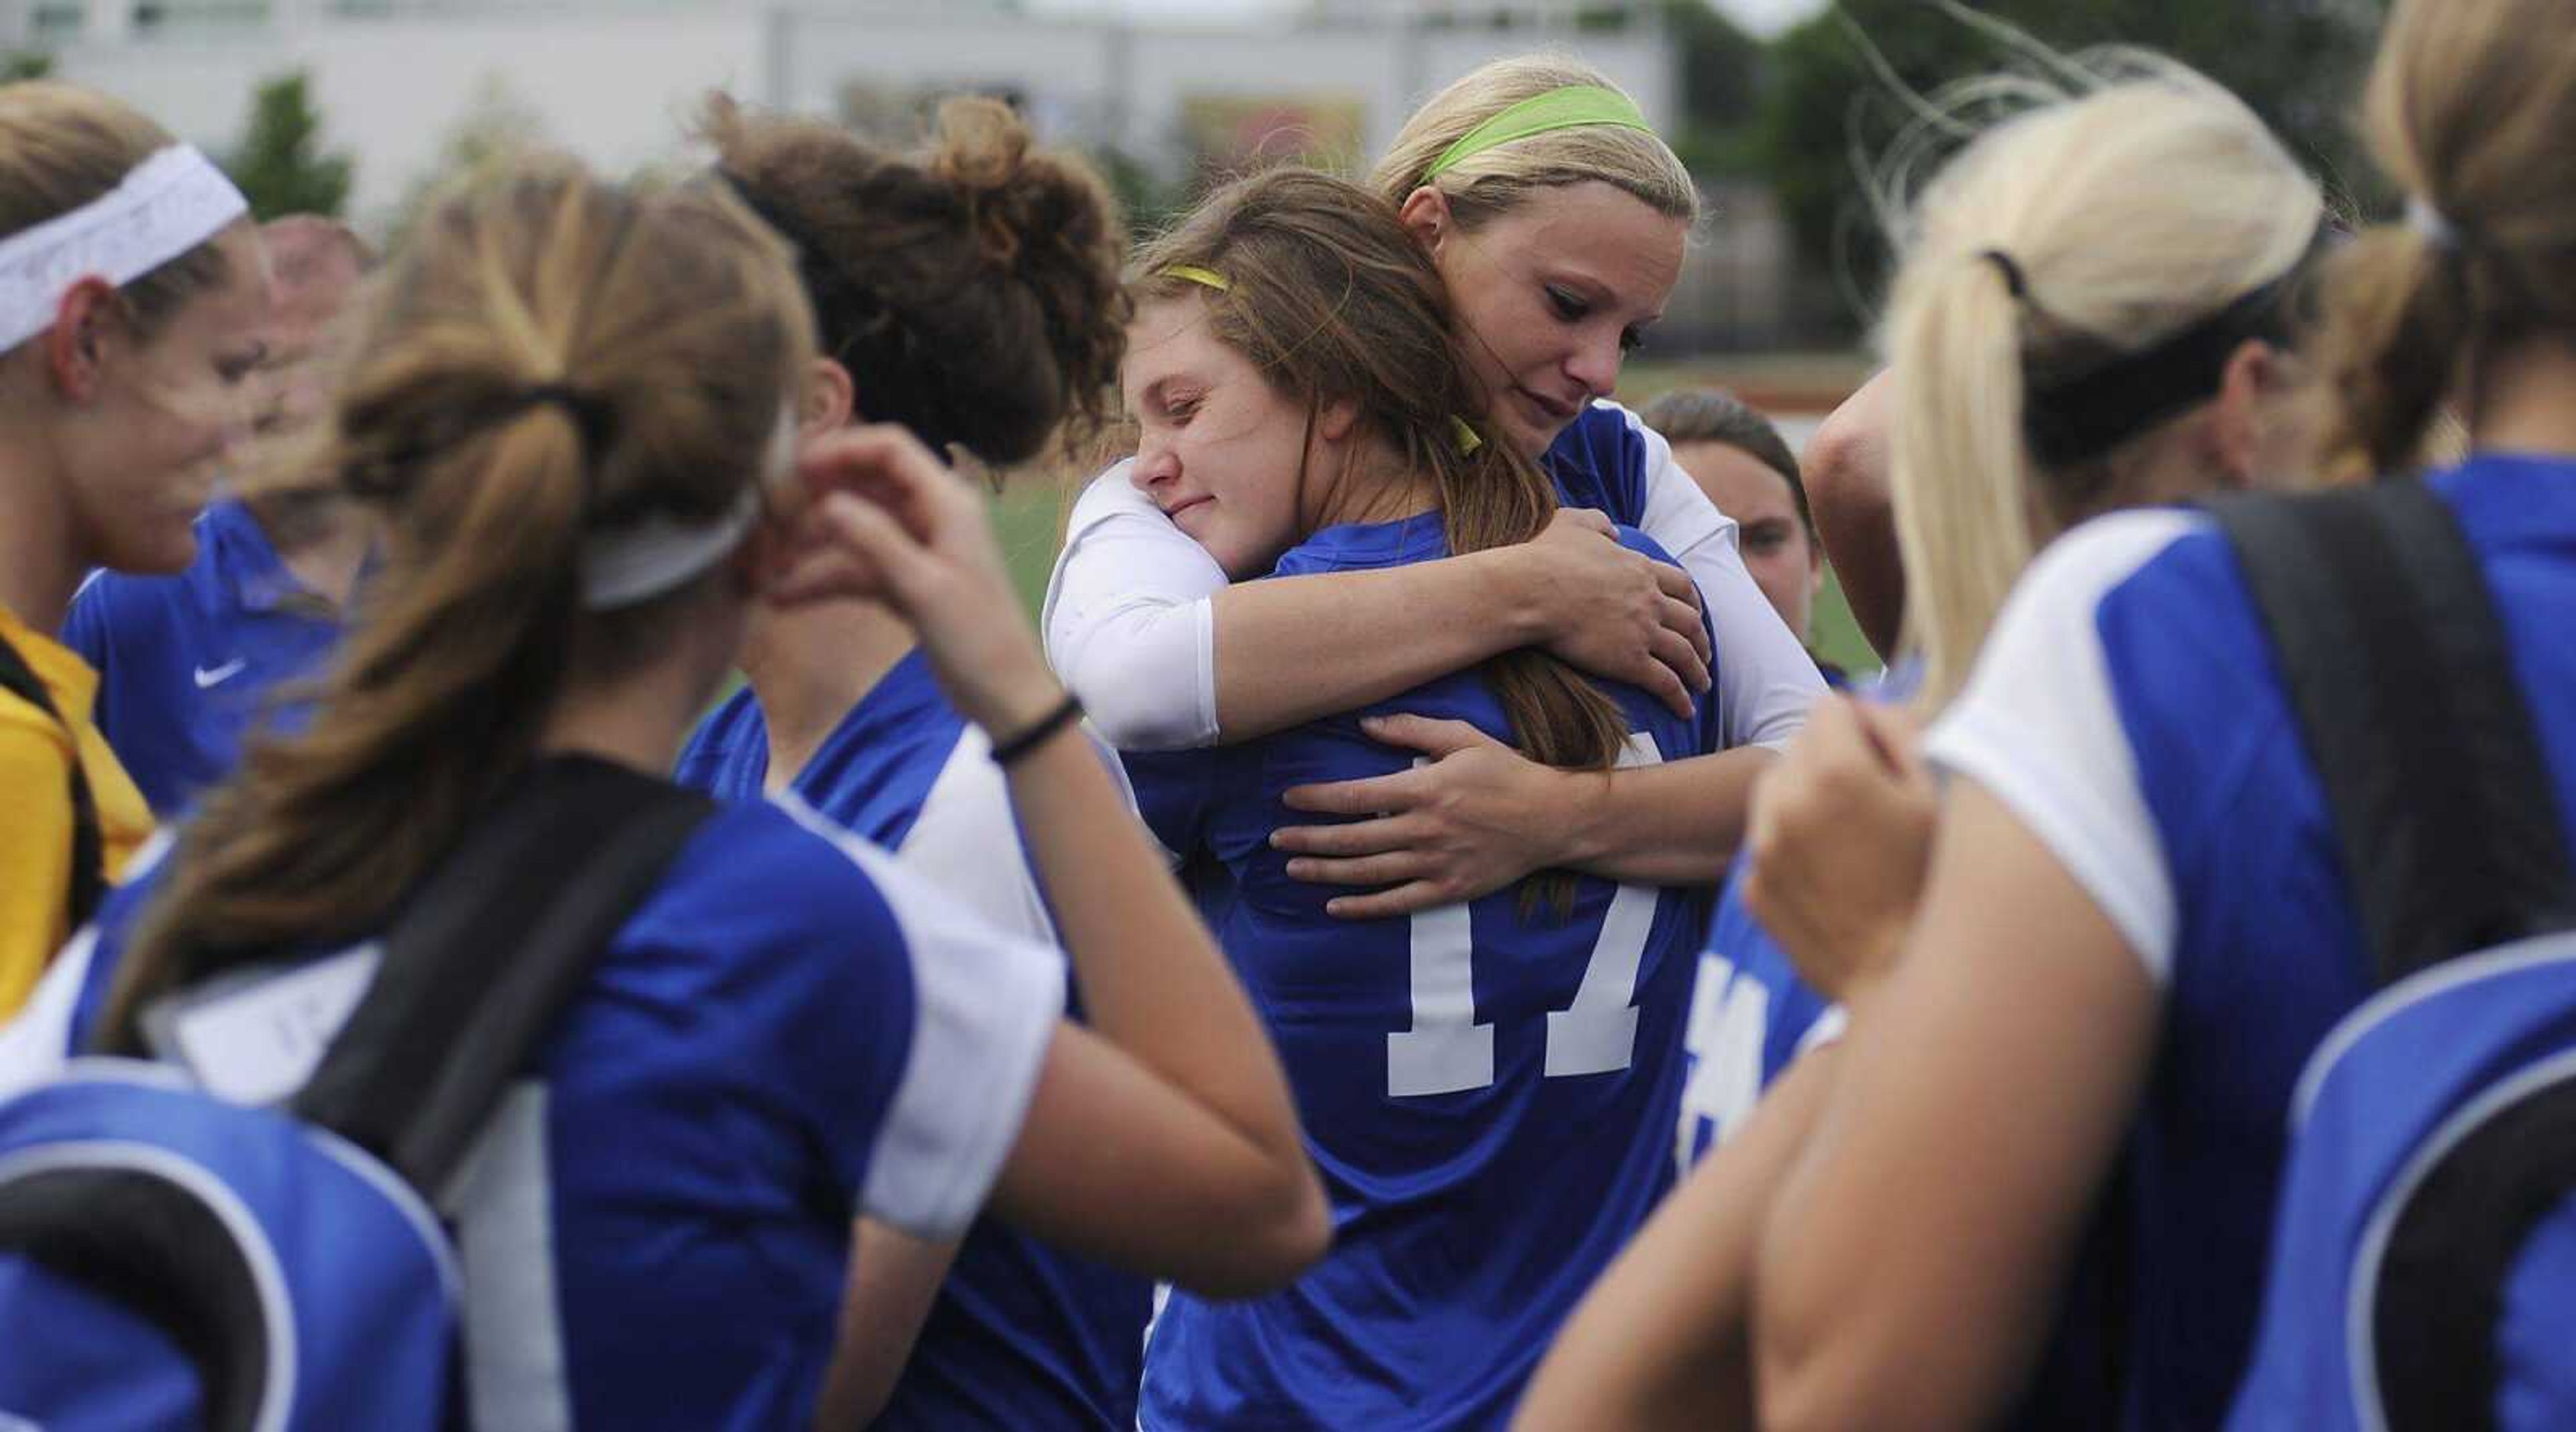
left=928, top=97, right=1040, bottom=270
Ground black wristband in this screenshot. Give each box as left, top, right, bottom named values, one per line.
left=989, top=693, right=1085, bottom=766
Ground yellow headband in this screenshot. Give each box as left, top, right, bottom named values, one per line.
left=1423, top=85, right=1656, bottom=181
left=1165, top=264, right=1479, bottom=458
left=1163, top=264, right=1232, bottom=293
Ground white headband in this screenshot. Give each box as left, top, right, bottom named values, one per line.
left=0, top=144, right=250, bottom=354
left=2406, top=196, right=2461, bottom=252
left=578, top=409, right=799, bottom=609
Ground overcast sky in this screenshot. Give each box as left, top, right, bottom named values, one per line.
left=1023, top=0, right=1834, bottom=40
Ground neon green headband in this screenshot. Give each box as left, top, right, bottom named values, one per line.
left=1422, top=85, right=1656, bottom=181
left=1163, top=264, right=1232, bottom=293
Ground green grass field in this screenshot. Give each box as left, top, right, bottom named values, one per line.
left=991, top=354, right=1885, bottom=680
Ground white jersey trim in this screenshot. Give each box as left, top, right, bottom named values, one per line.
left=894, top=724, right=1057, bottom=943
left=775, top=792, right=1065, bottom=1240
left=1924, top=510, right=2197, bottom=985
left=1607, top=399, right=1825, bottom=752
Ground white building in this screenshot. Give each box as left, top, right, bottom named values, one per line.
left=3, top=1, right=1678, bottom=220
left=3, top=0, right=1794, bottom=347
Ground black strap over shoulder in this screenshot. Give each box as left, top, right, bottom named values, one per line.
left=0, top=629, right=105, bottom=931
left=2210, top=480, right=2576, bottom=989
left=293, top=757, right=714, bottom=1195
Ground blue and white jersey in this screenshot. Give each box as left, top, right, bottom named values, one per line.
left=676, top=650, right=1154, bottom=1431
left=62, top=499, right=342, bottom=815
left=1918, top=456, right=2576, bottom=1429
left=1676, top=658, right=1919, bottom=1170
left=8, top=770, right=1065, bottom=1432
left=1672, top=858, right=1847, bottom=1172
left=1128, top=510, right=1723, bottom=1431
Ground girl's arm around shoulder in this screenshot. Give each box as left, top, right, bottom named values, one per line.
left=1044, top=460, right=1713, bottom=749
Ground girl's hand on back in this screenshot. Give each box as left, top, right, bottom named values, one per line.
left=1271, top=714, right=1572, bottom=917
left=778, top=425, right=1063, bottom=737
left=1739, top=695, right=1937, bottom=1003
left=1516, top=508, right=1711, bottom=719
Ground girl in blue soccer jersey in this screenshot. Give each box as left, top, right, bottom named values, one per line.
left=1114, top=166, right=1723, bottom=1429
left=1521, top=58, right=2345, bottom=1432
left=4, top=158, right=1327, bottom=1430
left=669, top=96, right=1151, bottom=1432
left=1045, top=56, right=1821, bottom=918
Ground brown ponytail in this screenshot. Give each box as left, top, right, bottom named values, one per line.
left=103, top=159, right=813, bottom=1048
left=2315, top=0, right=2576, bottom=475
left=1134, top=168, right=1629, bottom=903
left=699, top=93, right=1128, bottom=465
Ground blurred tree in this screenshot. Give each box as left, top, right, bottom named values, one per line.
left=1662, top=0, right=1768, bottom=176
left=385, top=73, right=549, bottom=244
left=1090, top=142, right=1188, bottom=245
left=226, top=71, right=354, bottom=220
left=1760, top=0, right=2382, bottom=328
left=1, top=50, right=54, bottom=81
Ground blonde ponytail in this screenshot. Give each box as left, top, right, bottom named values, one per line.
left=1879, top=64, right=2324, bottom=710
left=2315, top=0, right=2576, bottom=474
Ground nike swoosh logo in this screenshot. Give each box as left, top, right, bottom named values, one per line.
left=194, top=659, right=248, bottom=688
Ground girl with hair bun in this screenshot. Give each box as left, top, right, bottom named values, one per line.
left=1114, top=164, right=1723, bottom=1429
left=7, top=155, right=1324, bottom=1427
left=1523, top=54, right=2341, bottom=1431
left=0, top=82, right=273, bottom=1015
left=669, top=95, right=1154, bottom=1432
left=1046, top=55, right=1821, bottom=922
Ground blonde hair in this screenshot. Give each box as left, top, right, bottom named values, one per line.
left=0, top=81, right=236, bottom=344
left=105, top=158, right=814, bottom=1047
left=2317, top=0, right=2576, bottom=474
left=1368, top=56, right=1697, bottom=230
left=1883, top=62, right=2322, bottom=709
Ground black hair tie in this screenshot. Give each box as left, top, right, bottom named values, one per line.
left=511, top=382, right=618, bottom=457
left=1978, top=248, right=2029, bottom=302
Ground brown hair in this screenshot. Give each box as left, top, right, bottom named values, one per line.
left=700, top=94, right=1128, bottom=465
left=103, top=158, right=814, bottom=1047
left=0, top=81, right=235, bottom=345
left=1136, top=168, right=1629, bottom=903
left=1636, top=385, right=1810, bottom=532
left=2316, top=0, right=2576, bottom=474
left=1367, top=56, right=1697, bottom=233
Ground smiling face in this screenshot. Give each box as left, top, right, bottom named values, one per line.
left=1672, top=436, right=1821, bottom=643
left=58, top=221, right=276, bottom=574
left=1121, top=293, right=1321, bottom=580
left=1411, top=181, right=1686, bottom=460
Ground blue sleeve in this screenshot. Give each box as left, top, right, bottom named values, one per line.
left=1121, top=748, right=1217, bottom=866
left=1541, top=406, right=1652, bottom=528
left=60, top=576, right=113, bottom=669
left=758, top=800, right=1066, bottom=1237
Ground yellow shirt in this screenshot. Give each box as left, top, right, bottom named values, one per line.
left=1, top=605, right=154, bottom=1018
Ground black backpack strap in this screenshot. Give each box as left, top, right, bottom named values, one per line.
left=292, top=756, right=714, bottom=1194
left=2210, top=482, right=2576, bottom=988
left=0, top=629, right=106, bottom=931
left=2372, top=1055, right=2576, bottom=1432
